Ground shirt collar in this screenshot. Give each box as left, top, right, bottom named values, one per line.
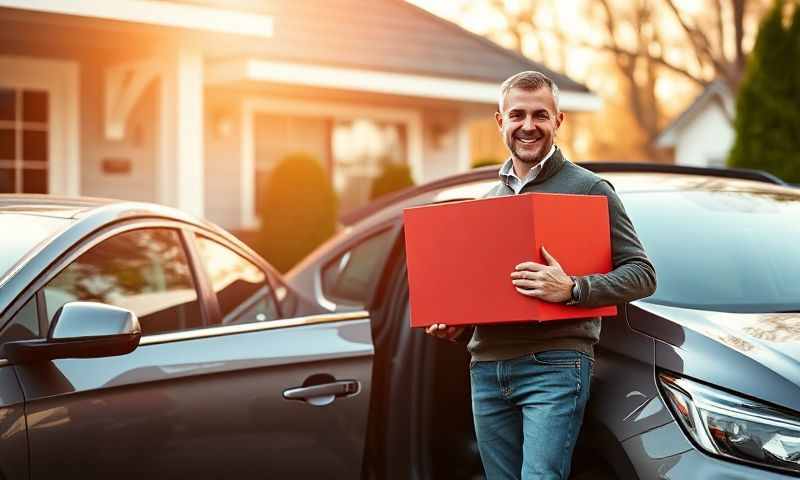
left=499, top=144, right=557, bottom=186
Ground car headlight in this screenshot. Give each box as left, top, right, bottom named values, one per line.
left=659, top=372, right=800, bottom=474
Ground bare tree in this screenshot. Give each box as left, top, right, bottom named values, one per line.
left=458, top=0, right=769, bottom=159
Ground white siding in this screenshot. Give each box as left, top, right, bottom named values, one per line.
left=673, top=102, right=734, bottom=168
left=81, top=63, right=158, bottom=202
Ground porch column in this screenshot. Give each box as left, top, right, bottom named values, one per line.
left=158, top=46, right=204, bottom=218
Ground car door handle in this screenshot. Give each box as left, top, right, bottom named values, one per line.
left=283, top=380, right=360, bottom=406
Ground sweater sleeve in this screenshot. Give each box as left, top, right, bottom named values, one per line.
left=573, top=180, right=657, bottom=307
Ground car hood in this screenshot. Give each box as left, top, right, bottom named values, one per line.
left=629, top=302, right=800, bottom=410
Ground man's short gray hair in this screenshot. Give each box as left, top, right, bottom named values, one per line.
left=498, top=71, right=560, bottom=113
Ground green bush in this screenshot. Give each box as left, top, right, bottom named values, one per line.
left=257, top=152, right=338, bottom=273
left=471, top=157, right=504, bottom=169
left=728, top=0, right=800, bottom=183
left=369, top=163, right=414, bottom=200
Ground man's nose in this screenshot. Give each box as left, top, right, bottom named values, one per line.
left=522, top=115, right=536, bottom=131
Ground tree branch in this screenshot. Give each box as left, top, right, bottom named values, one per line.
left=576, top=40, right=708, bottom=87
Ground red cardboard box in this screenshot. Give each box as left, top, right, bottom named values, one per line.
left=403, top=192, right=617, bottom=328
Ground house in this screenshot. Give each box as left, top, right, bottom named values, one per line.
left=656, top=80, right=735, bottom=168
left=0, top=0, right=599, bottom=231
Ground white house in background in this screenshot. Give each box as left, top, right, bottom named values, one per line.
left=656, top=80, right=735, bottom=168
left=0, top=0, right=599, bottom=231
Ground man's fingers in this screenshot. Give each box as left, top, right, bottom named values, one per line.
left=541, top=246, right=561, bottom=268
left=510, top=270, right=545, bottom=280
left=516, top=287, right=543, bottom=297
left=515, top=261, right=546, bottom=271
left=512, top=279, right=541, bottom=289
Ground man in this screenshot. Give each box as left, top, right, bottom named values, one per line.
left=425, top=71, right=656, bottom=480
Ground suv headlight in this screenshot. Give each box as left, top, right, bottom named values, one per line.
left=659, top=372, right=800, bottom=474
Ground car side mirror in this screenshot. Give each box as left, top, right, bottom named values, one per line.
left=4, top=302, right=142, bottom=363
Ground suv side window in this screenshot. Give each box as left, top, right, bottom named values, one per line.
left=195, top=236, right=278, bottom=325
left=321, top=228, right=395, bottom=307
left=0, top=296, right=39, bottom=346
left=43, top=228, right=203, bottom=335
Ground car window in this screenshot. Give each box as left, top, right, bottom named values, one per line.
left=195, top=236, right=278, bottom=325
left=0, top=214, right=70, bottom=279
left=0, top=296, right=39, bottom=346
left=43, top=228, right=203, bottom=335
left=622, top=190, right=800, bottom=313
left=321, top=228, right=395, bottom=307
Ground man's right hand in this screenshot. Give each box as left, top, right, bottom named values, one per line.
left=425, top=323, right=466, bottom=342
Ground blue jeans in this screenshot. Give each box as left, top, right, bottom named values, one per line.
left=469, top=350, right=593, bottom=480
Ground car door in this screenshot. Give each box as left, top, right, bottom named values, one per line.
left=12, top=220, right=374, bottom=479
left=0, top=297, right=38, bottom=480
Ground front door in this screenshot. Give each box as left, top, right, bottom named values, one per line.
left=12, top=223, right=373, bottom=478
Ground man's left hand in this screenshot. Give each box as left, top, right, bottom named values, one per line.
left=511, top=246, right=574, bottom=303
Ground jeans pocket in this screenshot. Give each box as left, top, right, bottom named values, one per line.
left=530, top=350, right=581, bottom=368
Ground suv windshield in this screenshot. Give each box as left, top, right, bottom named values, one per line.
left=622, top=189, right=800, bottom=313
left=0, top=214, right=69, bottom=279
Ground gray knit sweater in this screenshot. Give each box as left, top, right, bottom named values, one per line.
left=465, top=148, right=657, bottom=361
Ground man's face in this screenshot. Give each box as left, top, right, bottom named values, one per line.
left=495, top=87, right=564, bottom=165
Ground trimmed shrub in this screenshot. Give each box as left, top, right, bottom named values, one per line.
left=369, top=163, right=415, bottom=200
left=728, top=0, right=800, bottom=183
left=256, top=152, right=338, bottom=273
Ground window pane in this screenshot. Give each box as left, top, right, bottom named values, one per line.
left=0, top=89, right=14, bottom=121
left=196, top=236, right=276, bottom=325
left=22, top=90, right=48, bottom=123
left=0, top=168, right=14, bottom=193
left=43, top=229, right=202, bottom=335
left=0, top=296, right=39, bottom=346
left=23, top=168, right=47, bottom=194
left=23, top=130, right=47, bottom=162
left=321, top=228, right=394, bottom=307
left=0, top=129, right=14, bottom=160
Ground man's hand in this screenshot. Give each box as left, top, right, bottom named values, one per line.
left=425, top=323, right=466, bottom=342
left=511, top=246, right=574, bottom=303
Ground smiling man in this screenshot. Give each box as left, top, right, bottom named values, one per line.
left=426, top=71, right=656, bottom=479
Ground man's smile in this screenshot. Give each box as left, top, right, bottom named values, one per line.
left=515, top=135, right=540, bottom=146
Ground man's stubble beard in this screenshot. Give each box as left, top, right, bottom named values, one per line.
left=508, top=138, right=553, bottom=166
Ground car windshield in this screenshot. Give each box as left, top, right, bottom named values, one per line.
left=622, top=189, right=800, bottom=313
left=0, top=213, right=70, bottom=279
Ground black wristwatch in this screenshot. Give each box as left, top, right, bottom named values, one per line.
left=565, top=276, right=580, bottom=306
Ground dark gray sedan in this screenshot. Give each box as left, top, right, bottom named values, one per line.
left=0, top=196, right=371, bottom=479
left=288, top=164, right=800, bottom=479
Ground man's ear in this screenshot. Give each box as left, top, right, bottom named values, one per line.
left=495, top=111, right=503, bottom=130
left=555, top=111, right=565, bottom=129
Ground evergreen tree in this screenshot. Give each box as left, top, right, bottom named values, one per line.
left=728, top=0, right=800, bottom=183
left=257, top=152, right=338, bottom=273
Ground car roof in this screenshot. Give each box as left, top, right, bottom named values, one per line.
left=340, top=162, right=789, bottom=226
left=339, top=164, right=798, bottom=235
left=0, top=194, right=213, bottom=226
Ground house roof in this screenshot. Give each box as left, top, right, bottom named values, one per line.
left=656, top=80, right=734, bottom=147
left=186, top=0, right=590, bottom=93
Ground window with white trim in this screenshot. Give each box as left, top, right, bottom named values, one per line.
left=0, top=88, right=49, bottom=193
